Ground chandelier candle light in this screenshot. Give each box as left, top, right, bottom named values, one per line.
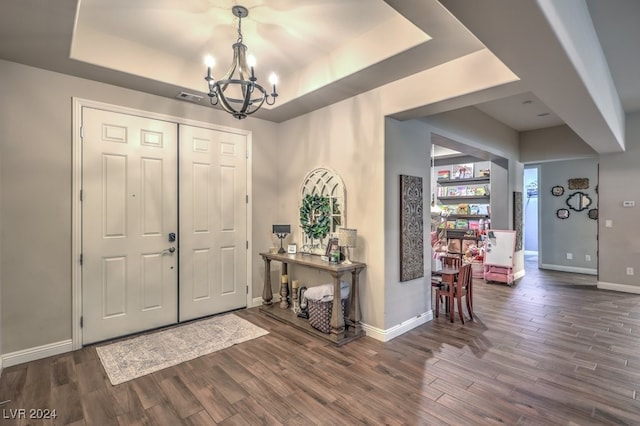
left=204, top=5, right=278, bottom=119
left=338, top=228, right=357, bottom=265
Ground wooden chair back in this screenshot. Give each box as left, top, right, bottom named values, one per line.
left=441, top=255, right=461, bottom=269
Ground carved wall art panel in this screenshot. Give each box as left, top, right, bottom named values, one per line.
left=400, top=175, right=424, bottom=282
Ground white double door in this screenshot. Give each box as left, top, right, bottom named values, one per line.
left=82, top=108, right=247, bottom=344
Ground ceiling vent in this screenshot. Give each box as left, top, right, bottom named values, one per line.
left=176, top=92, right=203, bottom=103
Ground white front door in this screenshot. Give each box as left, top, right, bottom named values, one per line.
left=82, top=108, right=178, bottom=344
left=179, top=125, right=248, bottom=321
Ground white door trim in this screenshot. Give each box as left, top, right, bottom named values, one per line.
left=71, top=97, right=253, bottom=350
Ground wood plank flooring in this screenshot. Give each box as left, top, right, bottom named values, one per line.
left=3, top=258, right=640, bottom=424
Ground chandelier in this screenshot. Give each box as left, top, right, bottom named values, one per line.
left=204, top=5, right=278, bottom=119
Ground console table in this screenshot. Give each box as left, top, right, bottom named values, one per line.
left=259, top=252, right=366, bottom=346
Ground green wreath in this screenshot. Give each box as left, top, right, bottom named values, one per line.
left=299, top=194, right=331, bottom=240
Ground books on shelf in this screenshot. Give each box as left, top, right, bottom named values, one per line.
left=452, top=163, right=474, bottom=179
left=438, top=184, right=490, bottom=197
left=456, top=204, right=469, bottom=214
left=437, top=169, right=450, bottom=180
left=455, top=219, right=469, bottom=229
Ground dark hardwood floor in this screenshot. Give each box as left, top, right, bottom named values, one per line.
left=3, top=258, right=640, bottom=425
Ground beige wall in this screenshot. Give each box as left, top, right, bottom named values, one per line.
left=384, top=118, right=431, bottom=327
left=0, top=59, right=278, bottom=353
left=272, top=91, right=386, bottom=329
left=520, top=125, right=597, bottom=163
left=599, top=111, right=640, bottom=288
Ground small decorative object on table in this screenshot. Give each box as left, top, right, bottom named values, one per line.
left=297, top=286, right=309, bottom=319
left=300, top=194, right=331, bottom=253
left=291, top=280, right=301, bottom=314
left=338, top=228, right=357, bottom=265
left=272, top=224, right=290, bottom=254
left=280, top=274, right=289, bottom=308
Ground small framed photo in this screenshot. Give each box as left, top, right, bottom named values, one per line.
left=324, top=238, right=339, bottom=257
left=287, top=244, right=297, bottom=254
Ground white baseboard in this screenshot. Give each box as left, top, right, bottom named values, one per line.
left=514, top=269, right=526, bottom=280
left=541, top=263, right=597, bottom=276
left=2, top=339, right=73, bottom=368
left=524, top=250, right=538, bottom=256
left=361, top=310, right=433, bottom=342
left=597, top=281, right=640, bottom=294
left=250, top=294, right=281, bottom=308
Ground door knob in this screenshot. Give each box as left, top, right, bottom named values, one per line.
left=163, top=246, right=176, bottom=254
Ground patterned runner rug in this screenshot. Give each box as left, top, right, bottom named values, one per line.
left=96, top=313, right=268, bottom=385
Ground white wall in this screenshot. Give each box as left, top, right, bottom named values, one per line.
left=0, top=59, right=279, bottom=354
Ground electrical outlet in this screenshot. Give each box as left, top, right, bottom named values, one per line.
left=566, top=253, right=573, bottom=260
left=627, top=267, right=634, bottom=276
left=585, top=255, right=591, bottom=262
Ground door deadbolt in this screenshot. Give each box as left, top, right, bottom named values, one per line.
left=168, top=232, right=176, bottom=242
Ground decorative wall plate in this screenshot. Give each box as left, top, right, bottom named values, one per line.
left=551, top=185, right=564, bottom=196
left=588, top=208, right=598, bottom=220
left=566, top=191, right=592, bottom=211
left=557, top=208, right=570, bottom=219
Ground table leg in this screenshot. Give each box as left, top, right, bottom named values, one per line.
left=329, top=271, right=345, bottom=335
left=262, top=257, right=272, bottom=305
left=346, top=268, right=362, bottom=334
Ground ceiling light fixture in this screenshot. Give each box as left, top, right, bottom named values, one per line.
left=204, top=5, right=278, bottom=119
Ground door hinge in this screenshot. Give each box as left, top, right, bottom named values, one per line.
left=80, top=190, right=83, bottom=202
left=80, top=254, right=83, bottom=265
left=246, top=241, right=249, bottom=249
left=80, top=125, right=84, bottom=140
left=246, top=285, right=249, bottom=294
left=80, top=316, right=83, bottom=328
left=246, top=194, right=249, bottom=204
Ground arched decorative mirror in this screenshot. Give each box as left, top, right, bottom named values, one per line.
left=299, top=167, right=345, bottom=254
left=566, top=192, right=592, bottom=211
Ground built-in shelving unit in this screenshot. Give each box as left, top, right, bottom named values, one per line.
left=434, top=163, right=492, bottom=257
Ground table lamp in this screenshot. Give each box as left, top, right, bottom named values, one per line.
left=272, top=224, right=291, bottom=254
left=338, top=227, right=357, bottom=264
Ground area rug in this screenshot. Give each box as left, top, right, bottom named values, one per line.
left=96, top=314, right=268, bottom=385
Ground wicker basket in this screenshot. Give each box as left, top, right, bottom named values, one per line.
left=308, top=298, right=345, bottom=333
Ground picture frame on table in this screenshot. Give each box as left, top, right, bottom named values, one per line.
left=287, top=244, right=297, bottom=254
left=324, top=238, right=339, bottom=257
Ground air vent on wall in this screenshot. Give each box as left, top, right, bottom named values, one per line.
left=176, top=92, right=203, bottom=103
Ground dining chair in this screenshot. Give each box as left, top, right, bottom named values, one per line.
left=436, top=263, right=472, bottom=323
left=431, top=255, right=461, bottom=308
left=453, top=263, right=473, bottom=324
left=441, top=255, right=461, bottom=268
